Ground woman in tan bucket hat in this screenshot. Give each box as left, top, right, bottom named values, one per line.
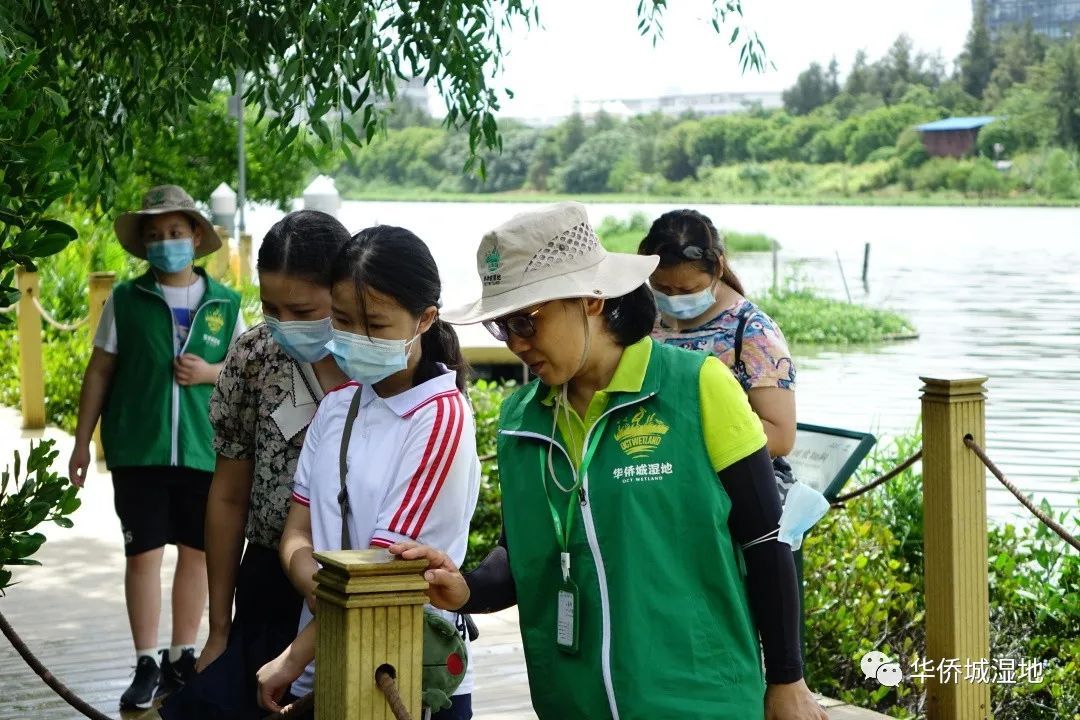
left=392, top=202, right=826, bottom=719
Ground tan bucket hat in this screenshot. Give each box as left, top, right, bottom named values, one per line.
left=442, top=202, right=659, bottom=325
left=114, top=185, right=221, bottom=259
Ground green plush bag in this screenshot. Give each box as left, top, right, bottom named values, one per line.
left=339, top=389, right=468, bottom=711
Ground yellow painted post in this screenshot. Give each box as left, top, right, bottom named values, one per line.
left=16, top=268, right=45, bottom=429
left=238, top=232, right=252, bottom=286
left=920, top=375, right=991, bottom=720
left=211, top=226, right=231, bottom=279
left=313, top=549, right=427, bottom=720
left=88, top=272, right=116, bottom=460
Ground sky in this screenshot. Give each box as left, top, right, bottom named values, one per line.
left=441, top=0, right=975, bottom=119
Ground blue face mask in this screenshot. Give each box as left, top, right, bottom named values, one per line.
left=741, top=481, right=830, bottom=552
left=265, top=316, right=332, bottom=363
left=146, top=238, right=195, bottom=273
left=652, top=285, right=717, bottom=320
left=326, top=326, right=420, bottom=385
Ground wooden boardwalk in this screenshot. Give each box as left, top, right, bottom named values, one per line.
left=0, top=406, right=889, bottom=719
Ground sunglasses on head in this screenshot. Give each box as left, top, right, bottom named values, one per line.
left=673, top=245, right=716, bottom=261
left=483, top=302, right=549, bottom=341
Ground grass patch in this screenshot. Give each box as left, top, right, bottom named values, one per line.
left=756, top=289, right=914, bottom=345
left=596, top=213, right=777, bottom=255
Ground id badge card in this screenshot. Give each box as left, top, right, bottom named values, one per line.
left=556, top=577, right=580, bottom=654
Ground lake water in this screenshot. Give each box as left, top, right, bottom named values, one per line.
left=246, top=200, right=1080, bottom=522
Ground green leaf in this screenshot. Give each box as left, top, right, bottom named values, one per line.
left=37, top=220, right=77, bottom=241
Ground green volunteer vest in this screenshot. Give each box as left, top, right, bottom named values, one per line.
left=497, top=340, right=765, bottom=720
left=101, top=269, right=240, bottom=472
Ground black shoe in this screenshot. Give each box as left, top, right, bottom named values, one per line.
left=120, top=655, right=161, bottom=710
left=156, top=648, right=197, bottom=698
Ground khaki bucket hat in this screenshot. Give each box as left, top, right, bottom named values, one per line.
left=113, top=185, right=221, bottom=259
left=442, top=202, right=659, bottom=325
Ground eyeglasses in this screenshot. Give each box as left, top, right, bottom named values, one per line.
left=483, top=302, right=549, bottom=341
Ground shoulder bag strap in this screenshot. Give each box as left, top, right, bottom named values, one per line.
left=732, top=303, right=753, bottom=377
left=338, top=388, right=364, bottom=551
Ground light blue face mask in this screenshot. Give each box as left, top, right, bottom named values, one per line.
left=741, top=480, right=831, bottom=552
left=265, top=316, right=332, bottom=363
left=652, top=285, right=717, bottom=320
left=326, top=326, right=420, bottom=385
left=146, top=238, right=195, bottom=273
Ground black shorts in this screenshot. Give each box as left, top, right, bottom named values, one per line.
left=111, top=466, right=212, bottom=556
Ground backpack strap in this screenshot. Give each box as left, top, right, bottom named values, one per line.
left=338, top=388, right=364, bottom=551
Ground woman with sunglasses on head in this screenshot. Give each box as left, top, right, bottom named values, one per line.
left=255, top=226, right=480, bottom=719
left=640, top=209, right=798, bottom=500
left=391, top=203, right=826, bottom=720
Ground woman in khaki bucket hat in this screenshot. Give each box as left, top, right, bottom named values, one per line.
left=393, top=203, right=826, bottom=719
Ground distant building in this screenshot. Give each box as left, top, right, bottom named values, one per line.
left=512, top=90, right=783, bottom=127
left=916, top=116, right=998, bottom=157
left=981, top=0, right=1080, bottom=38
left=582, top=90, right=783, bottom=120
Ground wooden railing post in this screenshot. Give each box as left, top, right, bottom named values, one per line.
left=920, top=375, right=991, bottom=720
left=238, top=232, right=252, bottom=286
left=16, top=268, right=45, bottom=430
left=88, top=272, right=116, bottom=460
left=313, top=549, right=427, bottom=719
left=211, top=225, right=231, bottom=279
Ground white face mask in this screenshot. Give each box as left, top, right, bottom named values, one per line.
left=651, top=284, right=717, bottom=320
left=740, top=480, right=831, bottom=552
left=325, top=326, right=420, bottom=385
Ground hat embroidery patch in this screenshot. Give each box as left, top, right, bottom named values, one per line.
left=481, top=242, right=503, bottom=287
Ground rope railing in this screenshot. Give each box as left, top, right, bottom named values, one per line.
left=261, top=667, right=413, bottom=720
left=0, top=303, right=15, bottom=314
left=831, top=450, right=923, bottom=506
left=30, top=295, right=89, bottom=332
left=964, top=435, right=1080, bottom=552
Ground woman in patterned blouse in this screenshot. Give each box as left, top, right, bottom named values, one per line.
left=161, top=211, right=351, bottom=720
left=639, top=209, right=797, bottom=464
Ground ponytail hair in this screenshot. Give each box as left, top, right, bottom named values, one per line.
left=330, top=226, right=471, bottom=391
left=637, top=208, right=746, bottom=296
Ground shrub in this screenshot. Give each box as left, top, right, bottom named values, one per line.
left=910, top=157, right=956, bottom=193
left=1034, top=148, right=1080, bottom=199
left=966, top=159, right=1009, bottom=197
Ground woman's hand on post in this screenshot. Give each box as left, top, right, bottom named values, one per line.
left=388, top=541, right=470, bottom=611
left=68, top=444, right=91, bottom=488
left=765, top=678, right=829, bottom=720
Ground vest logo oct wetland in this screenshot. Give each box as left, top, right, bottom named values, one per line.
left=613, top=408, right=669, bottom=458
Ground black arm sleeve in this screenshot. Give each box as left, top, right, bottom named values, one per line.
left=460, top=525, right=518, bottom=614
left=718, top=446, right=804, bottom=684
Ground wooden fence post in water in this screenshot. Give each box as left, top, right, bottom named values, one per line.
left=88, top=272, right=116, bottom=460
left=238, top=232, right=252, bottom=285
left=920, top=375, right=991, bottom=720
left=16, top=268, right=45, bottom=430
left=313, top=549, right=428, bottom=720
left=212, top=226, right=231, bottom=279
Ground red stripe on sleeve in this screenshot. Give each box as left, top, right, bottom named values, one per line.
left=388, top=399, right=446, bottom=533
left=291, top=491, right=310, bottom=507
left=408, top=394, right=466, bottom=536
